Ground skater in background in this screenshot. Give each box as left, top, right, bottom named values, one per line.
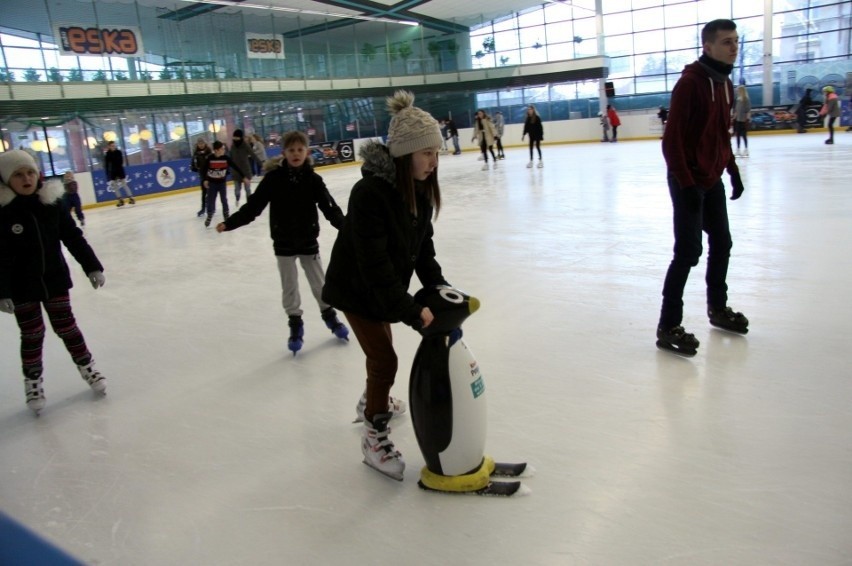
left=522, top=104, right=544, bottom=168
left=216, top=131, right=347, bottom=355
left=438, top=119, right=449, bottom=154
left=228, top=129, right=254, bottom=205
left=732, top=85, right=751, bottom=156
left=62, top=171, right=84, bottom=227
left=657, top=18, right=748, bottom=357
left=322, top=90, right=448, bottom=481
left=607, top=104, right=622, bottom=142
left=493, top=110, right=506, bottom=159
left=657, top=106, right=669, bottom=138
left=200, top=140, right=246, bottom=228
left=819, top=85, right=840, bottom=145
left=191, top=137, right=212, bottom=217
left=599, top=111, right=610, bottom=142
left=795, top=88, right=813, bottom=133
left=249, top=133, right=267, bottom=176
left=446, top=117, right=461, bottom=155
left=472, top=109, right=498, bottom=170
left=0, top=150, right=107, bottom=414
left=104, top=140, right=135, bottom=207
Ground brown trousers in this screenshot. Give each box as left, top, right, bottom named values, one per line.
left=344, top=311, right=398, bottom=422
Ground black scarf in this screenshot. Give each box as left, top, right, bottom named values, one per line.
left=699, top=54, right=733, bottom=76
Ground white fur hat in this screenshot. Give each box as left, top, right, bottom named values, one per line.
left=0, top=150, right=39, bottom=184
left=385, top=90, right=443, bottom=157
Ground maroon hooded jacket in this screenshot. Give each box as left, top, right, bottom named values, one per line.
left=662, top=60, right=739, bottom=189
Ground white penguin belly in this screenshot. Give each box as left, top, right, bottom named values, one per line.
left=438, top=339, right=488, bottom=476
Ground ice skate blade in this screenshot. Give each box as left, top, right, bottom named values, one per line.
left=418, top=479, right=529, bottom=497
left=656, top=340, right=697, bottom=357
left=491, top=462, right=535, bottom=478
left=362, top=459, right=403, bottom=481
left=709, top=322, right=749, bottom=335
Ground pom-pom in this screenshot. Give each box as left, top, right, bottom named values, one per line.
left=386, top=90, right=415, bottom=116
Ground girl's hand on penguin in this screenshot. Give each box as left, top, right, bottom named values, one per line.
left=420, top=307, right=434, bottom=328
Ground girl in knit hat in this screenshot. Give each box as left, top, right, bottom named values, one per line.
left=322, top=90, right=449, bottom=480
left=0, top=150, right=107, bottom=415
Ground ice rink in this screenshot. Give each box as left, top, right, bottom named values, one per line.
left=1, top=133, right=850, bottom=565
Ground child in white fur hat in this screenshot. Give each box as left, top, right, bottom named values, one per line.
left=0, top=150, right=107, bottom=415
left=322, top=90, right=450, bottom=480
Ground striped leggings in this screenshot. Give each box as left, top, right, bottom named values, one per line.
left=13, top=296, right=92, bottom=378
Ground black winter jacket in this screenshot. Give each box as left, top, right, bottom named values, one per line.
left=222, top=158, right=344, bottom=256
left=522, top=115, right=544, bottom=141
left=104, top=148, right=126, bottom=180
left=322, top=141, right=446, bottom=328
left=0, top=182, right=103, bottom=302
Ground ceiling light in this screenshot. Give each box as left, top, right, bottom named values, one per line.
left=180, top=0, right=418, bottom=25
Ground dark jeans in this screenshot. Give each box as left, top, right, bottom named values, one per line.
left=205, top=181, right=229, bottom=218
left=198, top=174, right=207, bottom=212
left=659, top=175, right=732, bottom=329
left=64, top=193, right=84, bottom=222
left=495, top=135, right=504, bottom=156
left=479, top=137, right=496, bottom=162
left=827, top=116, right=837, bottom=140
left=528, top=138, right=542, bottom=160
left=734, top=120, right=748, bottom=148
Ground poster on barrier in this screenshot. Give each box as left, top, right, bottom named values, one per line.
left=309, top=140, right=355, bottom=167
left=93, top=159, right=197, bottom=203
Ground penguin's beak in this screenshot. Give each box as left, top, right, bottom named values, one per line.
left=469, top=297, right=480, bottom=314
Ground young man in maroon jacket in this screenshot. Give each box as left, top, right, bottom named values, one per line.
left=656, top=19, right=748, bottom=357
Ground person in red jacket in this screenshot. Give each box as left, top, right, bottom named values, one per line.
left=655, top=18, right=748, bottom=357
left=606, top=104, right=621, bottom=142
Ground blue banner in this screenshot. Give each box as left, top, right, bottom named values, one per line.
left=93, top=158, right=199, bottom=203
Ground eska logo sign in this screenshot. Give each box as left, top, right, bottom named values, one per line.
left=57, top=26, right=142, bottom=57
left=247, top=38, right=282, bottom=55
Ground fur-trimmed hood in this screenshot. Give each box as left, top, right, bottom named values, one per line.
left=0, top=179, right=63, bottom=208
left=261, top=155, right=316, bottom=175
left=358, top=140, right=396, bottom=186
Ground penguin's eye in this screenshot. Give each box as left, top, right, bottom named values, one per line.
left=439, top=289, right=464, bottom=304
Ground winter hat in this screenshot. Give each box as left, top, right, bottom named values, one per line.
left=0, top=150, right=39, bottom=184
left=385, top=90, right=443, bottom=157
left=233, top=129, right=244, bottom=138
left=822, top=85, right=835, bottom=94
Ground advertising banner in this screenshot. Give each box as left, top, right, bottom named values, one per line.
left=309, top=140, right=355, bottom=167
left=748, top=105, right=823, bottom=131
left=246, top=33, right=284, bottom=60
left=54, top=24, right=144, bottom=58
left=93, top=158, right=198, bottom=203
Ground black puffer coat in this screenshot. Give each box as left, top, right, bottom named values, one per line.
left=223, top=158, right=344, bottom=256
left=0, top=182, right=103, bottom=302
left=322, top=141, right=446, bottom=328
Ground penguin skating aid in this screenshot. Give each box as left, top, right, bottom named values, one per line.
left=409, top=286, right=529, bottom=496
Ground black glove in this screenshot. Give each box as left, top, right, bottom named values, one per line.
left=730, top=170, right=745, bottom=201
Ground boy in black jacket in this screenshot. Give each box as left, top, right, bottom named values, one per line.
left=216, top=131, right=347, bottom=355
left=0, top=150, right=107, bottom=414
left=201, top=140, right=246, bottom=227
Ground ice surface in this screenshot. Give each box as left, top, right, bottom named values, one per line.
left=1, top=136, right=851, bottom=565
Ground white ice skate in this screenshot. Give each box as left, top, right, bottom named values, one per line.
left=354, top=392, right=406, bottom=423
left=78, top=361, right=106, bottom=394
left=25, top=376, right=45, bottom=415
left=362, top=412, right=404, bottom=481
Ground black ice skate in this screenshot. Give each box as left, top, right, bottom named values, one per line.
left=287, top=315, right=304, bottom=355
left=656, top=325, right=699, bottom=357
left=708, top=306, right=749, bottom=334
left=321, top=307, right=349, bottom=341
